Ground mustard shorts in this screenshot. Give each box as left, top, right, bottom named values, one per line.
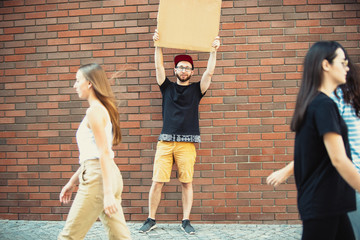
left=152, top=141, right=196, bottom=183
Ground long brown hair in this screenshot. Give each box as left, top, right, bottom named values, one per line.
left=78, top=63, right=121, bottom=145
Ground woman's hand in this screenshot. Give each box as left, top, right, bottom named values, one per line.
left=267, top=169, right=290, bottom=187
left=59, top=182, right=75, bottom=204
left=104, top=194, right=118, bottom=218
left=266, top=161, right=294, bottom=187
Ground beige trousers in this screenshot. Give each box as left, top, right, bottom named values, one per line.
left=58, top=159, right=131, bottom=240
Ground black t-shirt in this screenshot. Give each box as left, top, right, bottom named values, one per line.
left=294, top=92, right=355, bottom=220
left=158, top=77, right=205, bottom=142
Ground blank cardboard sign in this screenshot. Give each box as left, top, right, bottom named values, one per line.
left=154, top=0, right=222, bottom=52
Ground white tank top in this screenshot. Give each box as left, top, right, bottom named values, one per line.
left=76, top=104, right=114, bottom=163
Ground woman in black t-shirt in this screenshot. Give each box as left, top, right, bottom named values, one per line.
left=291, top=41, right=360, bottom=240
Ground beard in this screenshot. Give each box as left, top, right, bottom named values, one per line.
left=175, top=72, right=192, bottom=82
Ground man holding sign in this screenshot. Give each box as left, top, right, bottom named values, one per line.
left=139, top=30, right=220, bottom=235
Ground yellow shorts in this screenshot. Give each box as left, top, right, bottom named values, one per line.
left=152, top=141, right=196, bottom=183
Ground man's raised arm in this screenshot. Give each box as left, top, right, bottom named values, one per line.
left=200, top=37, right=220, bottom=94
left=153, top=29, right=166, bottom=86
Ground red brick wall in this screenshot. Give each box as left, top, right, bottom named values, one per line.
left=1, top=0, right=359, bottom=223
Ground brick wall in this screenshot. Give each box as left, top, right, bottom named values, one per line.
left=0, top=0, right=359, bottom=223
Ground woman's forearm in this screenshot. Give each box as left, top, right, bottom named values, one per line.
left=99, top=151, right=115, bottom=195
left=324, top=132, right=360, bottom=192
left=68, top=167, right=81, bottom=186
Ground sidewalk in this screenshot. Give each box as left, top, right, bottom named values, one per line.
left=0, top=220, right=302, bottom=240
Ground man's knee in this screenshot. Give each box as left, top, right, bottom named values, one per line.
left=181, top=182, right=192, bottom=190
left=151, top=181, right=165, bottom=190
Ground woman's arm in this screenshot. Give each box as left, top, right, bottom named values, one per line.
left=324, top=132, right=360, bottom=192
left=59, top=167, right=81, bottom=204
left=266, top=161, right=294, bottom=187
left=87, top=105, right=118, bottom=217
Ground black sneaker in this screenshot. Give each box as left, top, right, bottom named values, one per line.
left=139, top=218, right=157, bottom=233
left=181, top=219, right=195, bottom=235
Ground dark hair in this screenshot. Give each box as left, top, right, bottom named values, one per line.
left=79, top=63, right=122, bottom=145
left=337, top=58, right=360, bottom=117
left=290, top=41, right=346, bottom=132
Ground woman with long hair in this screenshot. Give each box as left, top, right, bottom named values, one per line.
left=58, top=63, right=131, bottom=240
left=267, top=48, right=360, bottom=239
left=268, top=41, right=360, bottom=239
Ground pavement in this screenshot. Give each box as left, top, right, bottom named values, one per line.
left=0, top=220, right=302, bottom=240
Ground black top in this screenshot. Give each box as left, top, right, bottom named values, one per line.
left=294, top=92, right=355, bottom=220
left=158, top=77, right=205, bottom=142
